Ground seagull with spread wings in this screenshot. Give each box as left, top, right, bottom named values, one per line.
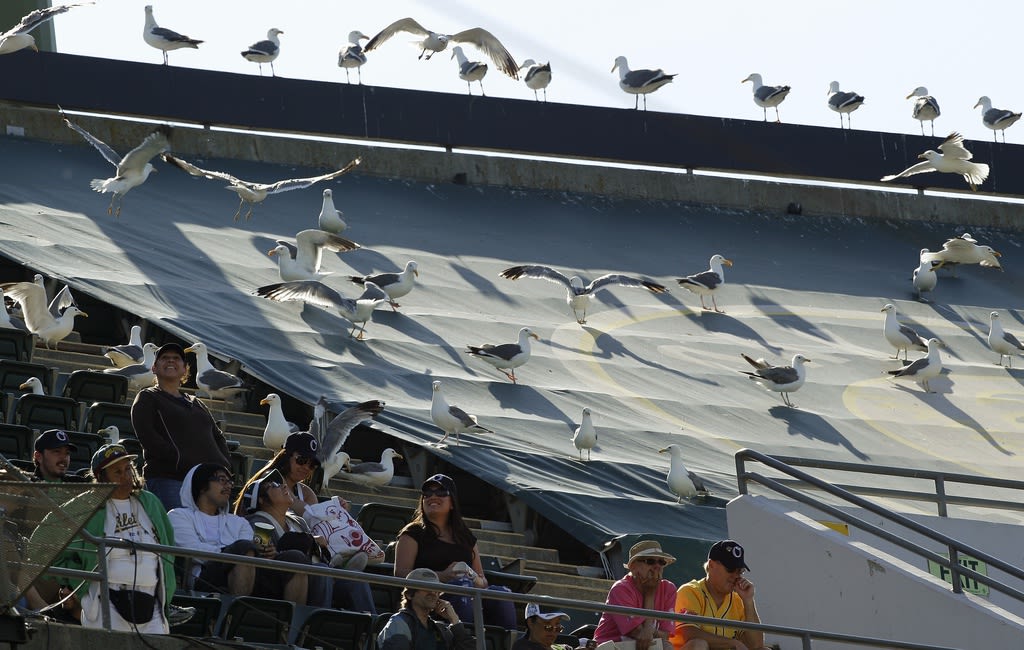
left=161, top=153, right=361, bottom=221
left=62, top=108, right=170, bottom=217
left=0, top=2, right=92, bottom=55
left=881, top=133, right=989, bottom=191
left=255, top=280, right=388, bottom=340
left=268, top=229, right=361, bottom=282
left=365, top=17, right=518, bottom=78
left=309, top=396, right=386, bottom=491
left=0, top=280, right=87, bottom=348
left=500, top=265, right=667, bottom=324
left=920, top=233, right=1001, bottom=271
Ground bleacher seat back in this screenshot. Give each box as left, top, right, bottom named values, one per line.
left=62, top=431, right=104, bottom=472
left=0, top=360, right=51, bottom=394
left=0, top=330, right=34, bottom=362
left=296, top=608, right=372, bottom=650
left=218, top=596, right=294, bottom=645
left=356, top=503, right=414, bottom=548
left=171, top=593, right=222, bottom=638
left=0, top=424, right=32, bottom=462
left=62, top=370, right=129, bottom=405
left=84, top=401, right=134, bottom=435
left=12, top=393, right=77, bottom=431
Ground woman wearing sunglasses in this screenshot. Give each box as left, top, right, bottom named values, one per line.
left=593, top=540, right=678, bottom=650
left=236, top=432, right=324, bottom=518
left=514, top=603, right=571, bottom=650
left=394, top=473, right=516, bottom=629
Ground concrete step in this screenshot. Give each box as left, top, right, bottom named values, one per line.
left=527, top=569, right=612, bottom=591
left=525, top=558, right=608, bottom=579
left=478, top=539, right=558, bottom=563
left=530, top=580, right=610, bottom=603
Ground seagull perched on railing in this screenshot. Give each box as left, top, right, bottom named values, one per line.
left=827, top=81, right=864, bottom=129
left=451, top=46, right=487, bottom=95
left=241, top=28, right=283, bottom=76
left=741, top=73, right=790, bottom=122
left=906, top=86, right=940, bottom=136
left=338, top=31, right=369, bottom=84
left=0, top=2, right=92, bottom=55
left=365, top=17, right=518, bottom=78
left=973, top=96, right=1021, bottom=143
left=519, top=59, right=552, bottom=102
left=143, top=4, right=202, bottom=66
left=611, top=56, right=675, bottom=110
left=881, top=133, right=989, bottom=191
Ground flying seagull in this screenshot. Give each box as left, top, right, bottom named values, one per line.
left=659, top=444, right=708, bottom=502
left=184, top=341, right=247, bottom=400
left=741, top=73, right=790, bottom=122
left=920, top=234, right=1001, bottom=271
left=62, top=108, right=170, bottom=217
left=255, top=280, right=388, bottom=340
left=161, top=153, right=361, bottom=221
left=104, top=324, right=144, bottom=368
left=348, top=261, right=418, bottom=311
left=988, top=312, right=1024, bottom=368
left=611, top=56, right=675, bottom=110
left=519, top=59, right=552, bottom=102
left=739, top=353, right=811, bottom=407
left=311, top=396, right=386, bottom=491
left=912, top=250, right=940, bottom=301
left=430, top=380, right=492, bottom=447
left=974, top=96, right=1021, bottom=143
left=338, top=448, right=402, bottom=490
left=268, top=229, right=361, bottom=282
left=827, top=81, right=864, bottom=129
left=259, top=393, right=299, bottom=450
left=143, top=4, right=202, bottom=66
left=338, top=31, right=369, bottom=84
left=499, top=265, right=667, bottom=324
left=0, top=2, right=92, bottom=56
left=880, top=304, right=929, bottom=361
left=365, top=17, right=518, bottom=78
left=677, top=254, right=733, bottom=313
left=466, top=327, right=540, bottom=384
left=451, top=45, right=487, bottom=95
left=241, top=28, right=283, bottom=76
left=572, top=408, right=597, bottom=461
left=0, top=280, right=88, bottom=348
left=907, top=86, right=940, bottom=136
left=881, top=133, right=989, bottom=191
left=887, top=338, right=945, bottom=392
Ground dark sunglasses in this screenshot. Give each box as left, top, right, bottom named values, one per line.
left=422, top=488, right=451, bottom=498
left=639, top=558, right=667, bottom=566
left=294, top=454, right=320, bottom=467
left=541, top=623, right=563, bottom=633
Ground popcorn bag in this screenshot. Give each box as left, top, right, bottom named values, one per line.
left=303, top=497, right=385, bottom=565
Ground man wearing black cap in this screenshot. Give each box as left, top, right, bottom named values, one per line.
left=670, top=540, right=766, bottom=650
left=131, top=341, right=232, bottom=511
left=31, top=429, right=87, bottom=483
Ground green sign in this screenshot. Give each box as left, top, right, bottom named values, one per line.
left=927, top=554, right=989, bottom=596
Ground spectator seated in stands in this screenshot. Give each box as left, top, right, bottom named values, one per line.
left=512, top=603, right=571, bottom=650
left=593, top=540, right=678, bottom=650
left=669, top=540, right=766, bottom=650
left=377, top=568, right=475, bottom=650
left=30, top=429, right=87, bottom=483
left=394, top=473, right=516, bottom=629
left=248, top=431, right=322, bottom=517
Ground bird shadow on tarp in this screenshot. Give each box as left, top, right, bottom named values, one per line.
left=486, top=383, right=575, bottom=426
left=450, top=262, right=517, bottom=305
left=898, top=378, right=1014, bottom=456
left=768, top=405, right=868, bottom=461
left=592, top=289, right=637, bottom=322
left=922, top=301, right=978, bottom=357
left=370, top=309, right=471, bottom=371
left=563, top=326, right=718, bottom=385
left=750, top=294, right=834, bottom=343
left=331, top=247, right=400, bottom=277
left=680, top=311, right=783, bottom=356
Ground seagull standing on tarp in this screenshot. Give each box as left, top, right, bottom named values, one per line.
left=338, top=31, right=369, bottom=84
left=267, top=229, right=361, bottom=282
left=338, top=448, right=402, bottom=490
left=611, top=56, right=675, bottom=110
left=741, top=73, right=790, bottom=122
left=739, top=353, right=811, bottom=407
left=974, top=96, right=1021, bottom=143
left=881, top=304, right=928, bottom=361
left=659, top=444, right=708, bottom=502
left=827, top=81, right=864, bottom=129
left=255, top=280, right=388, bottom=340
left=143, top=5, right=202, bottom=66
left=185, top=341, right=247, bottom=401
left=466, top=327, right=540, bottom=384
left=451, top=46, right=487, bottom=95
left=62, top=108, right=170, bottom=217
left=912, top=251, right=940, bottom=301
left=887, top=338, right=945, bottom=392
left=430, top=380, right=492, bottom=447
left=311, top=396, right=386, bottom=491
left=241, top=28, right=283, bottom=76
left=572, top=408, right=597, bottom=461
left=104, top=325, right=144, bottom=368
left=920, top=233, right=1001, bottom=271
left=519, top=59, right=552, bottom=102
left=988, top=312, right=1024, bottom=368
left=365, top=17, right=518, bottom=78
left=0, top=280, right=87, bottom=348
left=348, top=261, right=418, bottom=311
left=906, top=86, right=940, bottom=136
left=677, top=254, right=733, bottom=313
left=318, top=189, right=347, bottom=233
left=881, top=133, right=989, bottom=191
left=0, top=2, right=92, bottom=55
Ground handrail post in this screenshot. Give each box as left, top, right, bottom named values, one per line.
left=934, top=476, right=948, bottom=517
left=736, top=452, right=749, bottom=495
left=471, top=593, right=485, bottom=648
left=948, top=546, right=963, bottom=594
left=94, top=537, right=111, bottom=630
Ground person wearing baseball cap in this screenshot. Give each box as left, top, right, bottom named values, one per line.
left=514, top=602, right=571, bottom=650
left=377, top=568, right=474, bottom=650
left=593, top=539, right=677, bottom=650
left=31, top=429, right=86, bottom=483
left=233, top=431, right=324, bottom=519
left=670, top=540, right=766, bottom=650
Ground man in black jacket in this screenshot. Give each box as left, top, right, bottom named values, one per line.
left=377, top=568, right=475, bottom=650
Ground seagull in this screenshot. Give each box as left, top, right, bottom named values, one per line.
left=0, top=289, right=28, bottom=331
left=268, top=229, right=361, bottom=282
left=887, top=338, right=945, bottom=392
left=912, top=251, right=940, bottom=301
left=611, top=56, right=675, bottom=110
left=658, top=444, right=708, bottom=503
left=184, top=341, right=247, bottom=400
left=338, top=31, right=369, bottom=84
left=104, top=325, right=144, bottom=368
left=365, top=17, right=518, bottom=78
left=18, top=377, right=45, bottom=395
left=827, top=81, right=864, bottom=129
left=338, top=448, right=402, bottom=490
left=62, top=108, right=171, bottom=217
left=97, top=425, right=120, bottom=444
left=259, top=393, right=299, bottom=450
left=907, top=86, right=940, bottom=136
left=310, top=396, right=386, bottom=491
left=160, top=153, right=361, bottom=221
left=348, top=261, right=418, bottom=311
left=143, top=5, right=202, bottom=66
left=255, top=280, right=388, bottom=340
left=466, top=327, right=540, bottom=384
left=241, top=28, right=283, bottom=76
left=920, top=234, right=1001, bottom=270
left=739, top=353, right=811, bottom=407
left=430, top=380, right=492, bottom=447
left=0, top=281, right=87, bottom=348
left=741, top=73, right=790, bottom=122
left=451, top=45, right=487, bottom=95
left=881, top=133, right=989, bottom=191
left=103, top=342, right=159, bottom=388
left=881, top=304, right=928, bottom=361
left=317, top=189, right=347, bottom=234
left=988, top=312, right=1024, bottom=368
left=519, top=59, right=552, bottom=102
left=0, top=2, right=92, bottom=55
left=677, top=254, right=733, bottom=313
left=974, top=96, right=1021, bottom=143
left=572, top=408, right=596, bottom=461
left=499, top=265, right=668, bottom=324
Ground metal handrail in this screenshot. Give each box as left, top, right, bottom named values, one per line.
left=735, top=448, right=1024, bottom=601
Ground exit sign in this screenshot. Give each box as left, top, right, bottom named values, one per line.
left=927, top=554, right=989, bottom=596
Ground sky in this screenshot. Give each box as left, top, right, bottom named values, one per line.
left=45, top=1, right=1024, bottom=144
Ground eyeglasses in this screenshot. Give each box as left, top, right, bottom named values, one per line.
left=294, top=454, right=320, bottom=468
left=639, top=558, right=667, bottom=566
left=725, top=566, right=747, bottom=575
left=541, top=623, right=563, bottom=633
left=422, top=488, right=451, bottom=498
left=211, top=475, right=233, bottom=485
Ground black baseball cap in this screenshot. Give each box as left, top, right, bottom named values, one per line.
left=34, top=429, right=78, bottom=453
left=708, top=539, right=750, bottom=572
left=155, top=342, right=186, bottom=360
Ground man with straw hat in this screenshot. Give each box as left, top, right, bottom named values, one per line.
left=594, top=539, right=678, bottom=650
